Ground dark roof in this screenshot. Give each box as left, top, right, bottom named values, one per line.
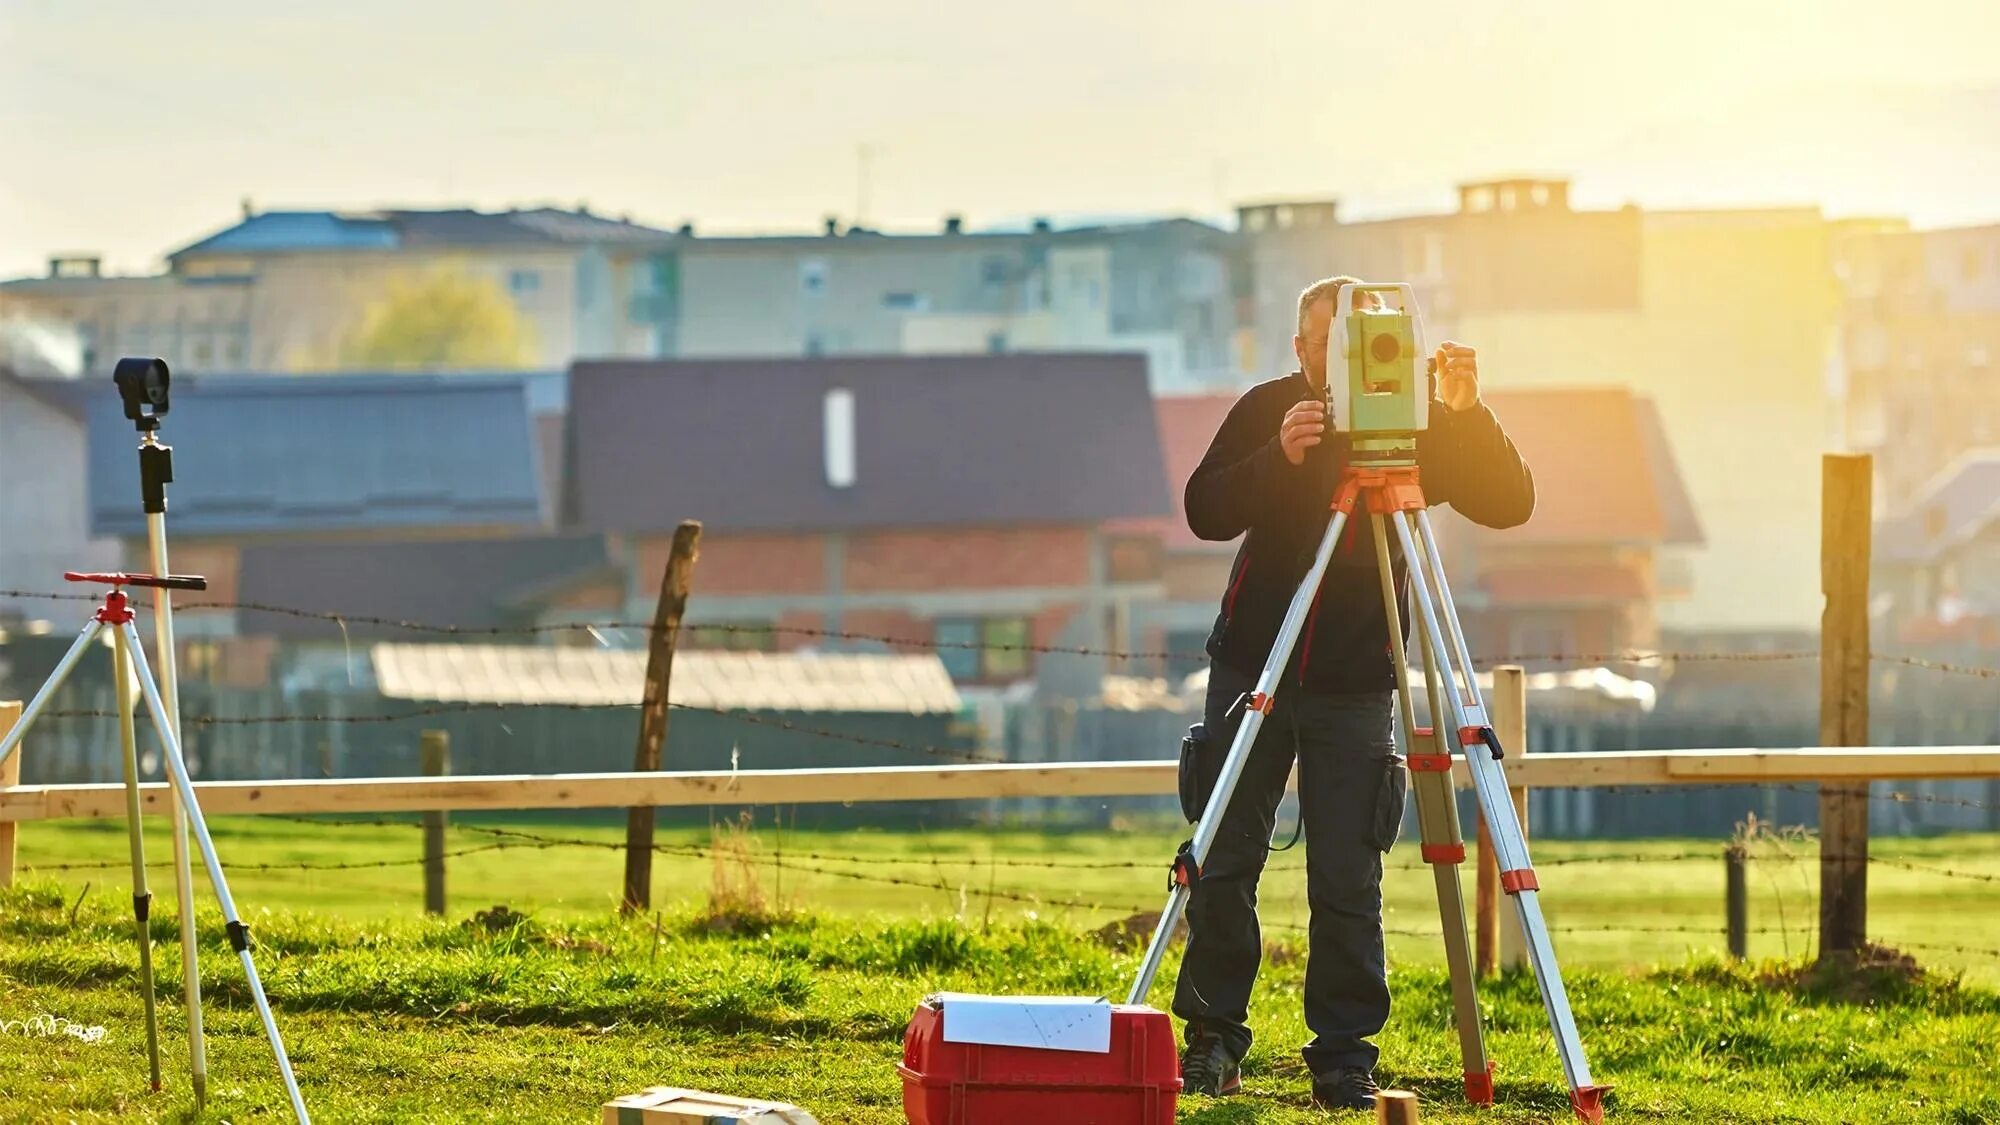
left=86, top=373, right=549, bottom=537
left=230, top=534, right=608, bottom=640
left=1876, top=450, right=2000, bottom=564
left=565, top=353, right=1171, bottom=533
left=168, top=207, right=675, bottom=260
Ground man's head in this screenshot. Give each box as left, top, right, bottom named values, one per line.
left=1293, top=275, right=1383, bottom=391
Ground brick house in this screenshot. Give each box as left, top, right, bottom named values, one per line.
left=1438, top=387, right=1702, bottom=667
left=558, top=353, right=1171, bottom=694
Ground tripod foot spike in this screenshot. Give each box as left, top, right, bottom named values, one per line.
left=193, top=1073, right=207, bottom=1108
left=1464, top=1061, right=1495, bottom=1106
left=1570, top=1084, right=1608, bottom=1122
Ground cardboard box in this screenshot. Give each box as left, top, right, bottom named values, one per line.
left=601, top=1087, right=819, bottom=1125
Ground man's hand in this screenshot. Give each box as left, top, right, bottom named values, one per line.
left=1280, top=399, right=1325, bottom=466
left=1436, top=341, right=1481, bottom=412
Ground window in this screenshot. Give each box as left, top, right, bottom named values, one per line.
left=980, top=256, right=1009, bottom=285
left=985, top=332, right=1008, bottom=354
left=823, top=387, right=856, bottom=488
left=805, top=333, right=825, bottom=356
left=509, top=269, right=542, bottom=295
left=800, top=259, right=828, bottom=293
left=934, top=617, right=1032, bottom=682
left=881, top=291, right=926, bottom=310
left=685, top=622, right=775, bottom=652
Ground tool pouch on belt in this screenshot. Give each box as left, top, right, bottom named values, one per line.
left=1177, top=722, right=1209, bottom=824
left=1372, top=753, right=1410, bottom=851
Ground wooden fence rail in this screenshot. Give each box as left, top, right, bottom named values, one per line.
left=3, top=747, right=1997, bottom=823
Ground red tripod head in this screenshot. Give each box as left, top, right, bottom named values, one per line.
left=63, top=571, right=208, bottom=592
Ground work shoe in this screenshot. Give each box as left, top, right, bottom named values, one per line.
left=1310, top=1067, right=1379, bottom=1111
left=1178, top=1022, right=1241, bottom=1097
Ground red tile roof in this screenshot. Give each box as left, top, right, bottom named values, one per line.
left=1109, top=393, right=1239, bottom=552
left=1479, top=387, right=1702, bottom=547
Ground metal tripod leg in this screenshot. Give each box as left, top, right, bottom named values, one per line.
left=1394, top=510, right=1606, bottom=1123
left=0, top=621, right=102, bottom=773
left=147, top=510, right=207, bottom=1105
left=119, top=621, right=312, bottom=1124
left=1368, top=514, right=1491, bottom=1104
left=1126, top=504, right=1354, bottom=1004
left=112, top=626, right=164, bottom=1092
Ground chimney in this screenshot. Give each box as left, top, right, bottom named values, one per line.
left=824, top=215, right=841, bottom=237
left=49, top=255, right=102, bottom=279
left=943, top=214, right=964, bottom=235
left=1031, top=217, right=1052, bottom=234
left=678, top=222, right=695, bottom=237
left=241, top=196, right=256, bottom=220
left=823, top=387, right=856, bottom=488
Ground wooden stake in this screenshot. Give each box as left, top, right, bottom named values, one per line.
left=622, top=521, right=703, bottom=915
left=1819, top=454, right=1870, bottom=958
left=1376, top=1088, right=1420, bottom=1125
left=422, top=730, right=449, bottom=916
left=0, top=701, right=21, bottom=888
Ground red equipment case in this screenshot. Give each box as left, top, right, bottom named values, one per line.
left=897, top=998, right=1180, bottom=1125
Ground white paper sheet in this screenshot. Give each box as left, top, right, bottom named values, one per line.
left=933, top=992, right=1113, bottom=1053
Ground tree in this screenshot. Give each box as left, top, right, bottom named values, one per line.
left=337, top=266, right=538, bottom=370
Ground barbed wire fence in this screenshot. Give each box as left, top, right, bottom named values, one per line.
left=3, top=587, right=1998, bottom=973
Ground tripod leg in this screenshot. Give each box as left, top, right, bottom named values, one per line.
left=146, top=512, right=207, bottom=1106
left=120, top=623, right=311, bottom=1125
left=1127, top=506, right=1354, bottom=1005
left=0, top=620, right=104, bottom=771
left=1393, top=512, right=1604, bottom=1122
left=112, top=627, right=164, bottom=1092
left=1368, top=514, right=1491, bottom=1104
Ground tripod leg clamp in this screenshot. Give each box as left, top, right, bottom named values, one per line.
left=1459, top=725, right=1506, bottom=760
left=1170, top=841, right=1201, bottom=890
left=226, top=920, right=252, bottom=953
left=1500, top=867, right=1540, bottom=893
left=133, top=891, right=152, bottom=922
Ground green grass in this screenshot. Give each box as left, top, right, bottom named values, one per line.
left=3, top=818, right=1998, bottom=1122
left=15, top=816, right=2000, bottom=985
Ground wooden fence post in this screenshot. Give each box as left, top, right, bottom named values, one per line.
left=0, top=702, right=21, bottom=888
left=1475, top=667, right=1530, bottom=976
left=422, top=730, right=449, bottom=916
left=1493, top=666, right=1529, bottom=971
left=1725, top=844, right=1748, bottom=960
left=622, top=520, right=703, bottom=915
left=1820, top=454, right=1871, bottom=959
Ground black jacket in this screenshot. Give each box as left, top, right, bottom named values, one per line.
left=1186, top=371, right=1535, bottom=693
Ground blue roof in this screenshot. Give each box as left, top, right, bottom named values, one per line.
left=168, top=212, right=399, bottom=259
left=86, top=374, right=548, bottom=537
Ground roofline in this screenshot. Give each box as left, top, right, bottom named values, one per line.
left=0, top=368, right=84, bottom=420
left=1903, top=446, right=2000, bottom=512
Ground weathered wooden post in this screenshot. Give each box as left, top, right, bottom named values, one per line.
left=622, top=520, right=702, bottom=915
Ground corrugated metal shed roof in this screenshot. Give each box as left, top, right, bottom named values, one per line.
left=371, top=643, right=963, bottom=714
left=87, top=373, right=547, bottom=537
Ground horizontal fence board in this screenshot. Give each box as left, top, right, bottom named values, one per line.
left=2, top=747, right=1997, bottom=821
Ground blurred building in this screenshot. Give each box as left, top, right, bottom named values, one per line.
left=1836, top=221, right=2000, bottom=509
left=0, top=206, right=1247, bottom=394
left=0, top=368, right=118, bottom=616
left=1240, top=178, right=1840, bottom=635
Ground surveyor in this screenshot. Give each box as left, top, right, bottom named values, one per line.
left=1173, top=275, right=1535, bottom=1111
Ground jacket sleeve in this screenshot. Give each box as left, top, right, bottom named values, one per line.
left=1419, top=400, right=1535, bottom=529
left=1184, top=391, right=1306, bottom=542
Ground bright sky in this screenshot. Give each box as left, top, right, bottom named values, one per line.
left=2, top=0, right=1995, bottom=277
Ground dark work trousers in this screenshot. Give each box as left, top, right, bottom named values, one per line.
left=1171, top=658, right=1407, bottom=1076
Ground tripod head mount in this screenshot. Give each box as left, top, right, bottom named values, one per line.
left=114, top=357, right=171, bottom=433
left=64, top=570, right=208, bottom=592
